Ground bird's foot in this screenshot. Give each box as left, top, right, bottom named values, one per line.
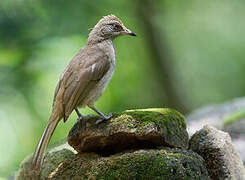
left=83, top=114, right=95, bottom=119
left=77, top=116, right=83, bottom=123
left=76, top=114, right=94, bottom=122
left=96, top=113, right=113, bottom=124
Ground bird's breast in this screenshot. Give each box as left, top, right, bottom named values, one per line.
left=96, top=39, right=116, bottom=91
left=82, top=40, right=116, bottom=106
left=98, top=39, right=116, bottom=64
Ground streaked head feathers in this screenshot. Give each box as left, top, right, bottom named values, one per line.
left=88, top=14, right=136, bottom=44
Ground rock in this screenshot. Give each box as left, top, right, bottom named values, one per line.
left=230, top=137, right=245, bottom=167
left=16, top=108, right=194, bottom=179
left=50, top=148, right=210, bottom=180
left=189, top=125, right=245, bottom=180
left=223, top=112, right=245, bottom=166
left=16, top=141, right=76, bottom=180
left=68, top=108, right=189, bottom=155
left=17, top=144, right=210, bottom=179
left=187, top=97, right=245, bottom=165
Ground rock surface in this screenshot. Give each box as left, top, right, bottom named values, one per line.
left=16, top=141, right=76, bottom=180
left=187, top=97, right=245, bottom=164
left=16, top=144, right=209, bottom=180
left=17, top=108, right=245, bottom=179
left=47, top=148, right=209, bottom=180
left=68, top=108, right=189, bottom=155
left=16, top=108, right=201, bottom=180
left=189, top=125, right=245, bottom=180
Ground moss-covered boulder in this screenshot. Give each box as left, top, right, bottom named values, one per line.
left=189, top=125, right=245, bottom=180
left=68, top=108, right=188, bottom=155
left=17, top=108, right=195, bottom=179
left=16, top=141, right=76, bottom=180
left=50, top=148, right=209, bottom=180
left=17, top=145, right=209, bottom=179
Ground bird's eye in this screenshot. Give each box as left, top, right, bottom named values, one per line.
left=112, top=24, right=121, bottom=31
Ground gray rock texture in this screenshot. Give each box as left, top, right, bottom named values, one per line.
left=189, top=125, right=245, bottom=180
left=187, top=97, right=245, bottom=164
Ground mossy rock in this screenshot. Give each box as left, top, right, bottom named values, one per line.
left=16, top=108, right=191, bottom=179
left=16, top=142, right=76, bottom=180
left=43, top=148, right=209, bottom=180
left=17, top=145, right=209, bottom=179
left=68, top=108, right=188, bottom=155
left=189, top=125, right=245, bottom=180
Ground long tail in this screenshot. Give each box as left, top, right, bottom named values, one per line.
left=31, top=110, right=61, bottom=172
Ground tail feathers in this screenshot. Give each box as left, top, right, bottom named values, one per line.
left=31, top=112, right=61, bottom=172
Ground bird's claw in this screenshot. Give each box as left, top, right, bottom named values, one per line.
left=96, top=113, right=113, bottom=124
left=76, top=114, right=94, bottom=122
left=84, top=114, right=94, bottom=119
left=77, top=116, right=83, bottom=123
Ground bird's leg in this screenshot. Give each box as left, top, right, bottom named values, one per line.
left=75, top=108, right=84, bottom=122
left=75, top=108, right=94, bottom=122
left=88, top=105, right=113, bottom=124
left=74, top=108, right=94, bottom=131
left=74, top=108, right=86, bottom=131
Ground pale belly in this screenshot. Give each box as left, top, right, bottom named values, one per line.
left=78, top=39, right=116, bottom=108
left=82, top=63, right=115, bottom=106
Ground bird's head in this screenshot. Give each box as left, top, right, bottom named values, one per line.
left=87, top=15, right=136, bottom=44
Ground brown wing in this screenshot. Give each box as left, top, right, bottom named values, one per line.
left=53, top=67, right=68, bottom=106
left=54, top=47, right=110, bottom=122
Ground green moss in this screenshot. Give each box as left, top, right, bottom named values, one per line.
left=111, top=114, right=137, bottom=129
left=112, top=108, right=186, bottom=133
left=41, top=149, right=75, bottom=177
left=16, top=147, right=75, bottom=180
left=49, top=148, right=209, bottom=180
left=106, top=108, right=189, bottom=149
left=18, top=109, right=191, bottom=179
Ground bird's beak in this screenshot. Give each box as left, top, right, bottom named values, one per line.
left=122, top=29, right=137, bottom=36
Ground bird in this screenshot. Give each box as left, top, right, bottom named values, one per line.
left=31, top=14, right=136, bottom=171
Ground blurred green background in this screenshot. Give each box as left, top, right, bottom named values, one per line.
left=1, top=0, right=245, bottom=177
